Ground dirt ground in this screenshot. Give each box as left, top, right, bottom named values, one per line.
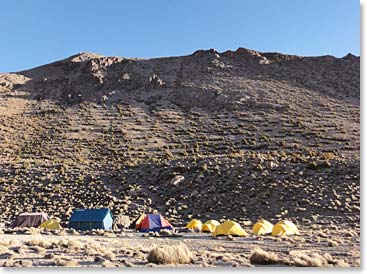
left=0, top=224, right=360, bottom=268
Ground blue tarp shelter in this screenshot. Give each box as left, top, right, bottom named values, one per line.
left=69, top=208, right=113, bottom=230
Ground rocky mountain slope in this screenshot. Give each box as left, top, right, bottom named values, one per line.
left=0, top=48, right=360, bottom=227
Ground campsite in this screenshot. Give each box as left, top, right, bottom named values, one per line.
left=0, top=209, right=360, bottom=267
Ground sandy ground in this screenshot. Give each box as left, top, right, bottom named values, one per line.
left=0, top=225, right=360, bottom=268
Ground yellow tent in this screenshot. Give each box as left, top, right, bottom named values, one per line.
left=272, top=220, right=299, bottom=236
left=212, top=221, right=248, bottom=237
left=186, top=219, right=202, bottom=230
left=39, top=219, right=62, bottom=230
left=252, top=219, right=273, bottom=235
left=202, top=220, right=220, bottom=233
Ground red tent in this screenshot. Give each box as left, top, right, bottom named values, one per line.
left=136, top=214, right=173, bottom=232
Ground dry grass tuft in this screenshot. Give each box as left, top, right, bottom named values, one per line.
left=147, top=242, right=194, bottom=265
left=0, top=245, right=11, bottom=255
left=25, top=239, right=41, bottom=246
left=327, top=239, right=339, bottom=247
left=101, top=249, right=116, bottom=260
left=12, top=245, right=27, bottom=255
left=209, top=245, right=226, bottom=252
left=84, top=242, right=102, bottom=255
left=0, top=241, right=9, bottom=246
left=0, top=244, right=15, bottom=261
left=24, top=227, right=41, bottom=235
left=0, top=240, right=20, bottom=247
left=31, top=246, right=46, bottom=255
left=58, top=239, right=68, bottom=248
left=345, top=230, right=358, bottom=237
left=96, top=229, right=105, bottom=236
left=24, top=238, right=53, bottom=249
left=56, top=230, right=67, bottom=236
left=321, top=253, right=350, bottom=267
left=54, top=256, right=80, bottom=267
left=44, top=253, right=55, bottom=260
left=335, top=260, right=350, bottom=267
left=67, top=240, right=84, bottom=251
left=249, top=247, right=280, bottom=265
left=289, top=250, right=328, bottom=267
left=102, top=260, right=117, bottom=267
left=1, top=259, right=14, bottom=267
left=70, top=229, right=80, bottom=236
left=322, top=252, right=334, bottom=264
left=85, top=242, right=116, bottom=260
left=13, top=260, right=33, bottom=267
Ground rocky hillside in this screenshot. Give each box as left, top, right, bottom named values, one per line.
left=0, top=48, right=360, bottom=227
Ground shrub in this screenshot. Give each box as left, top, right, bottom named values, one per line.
left=289, top=251, right=328, bottom=267
left=147, top=242, right=194, bottom=265
left=54, top=256, right=80, bottom=267
left=249, top=247, right=280, bottom=265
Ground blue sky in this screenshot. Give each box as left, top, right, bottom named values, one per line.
left=0, top=0, right=360, bottom=72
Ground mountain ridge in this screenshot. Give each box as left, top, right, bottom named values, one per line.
left=0, top=47, right=360, bottom=227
